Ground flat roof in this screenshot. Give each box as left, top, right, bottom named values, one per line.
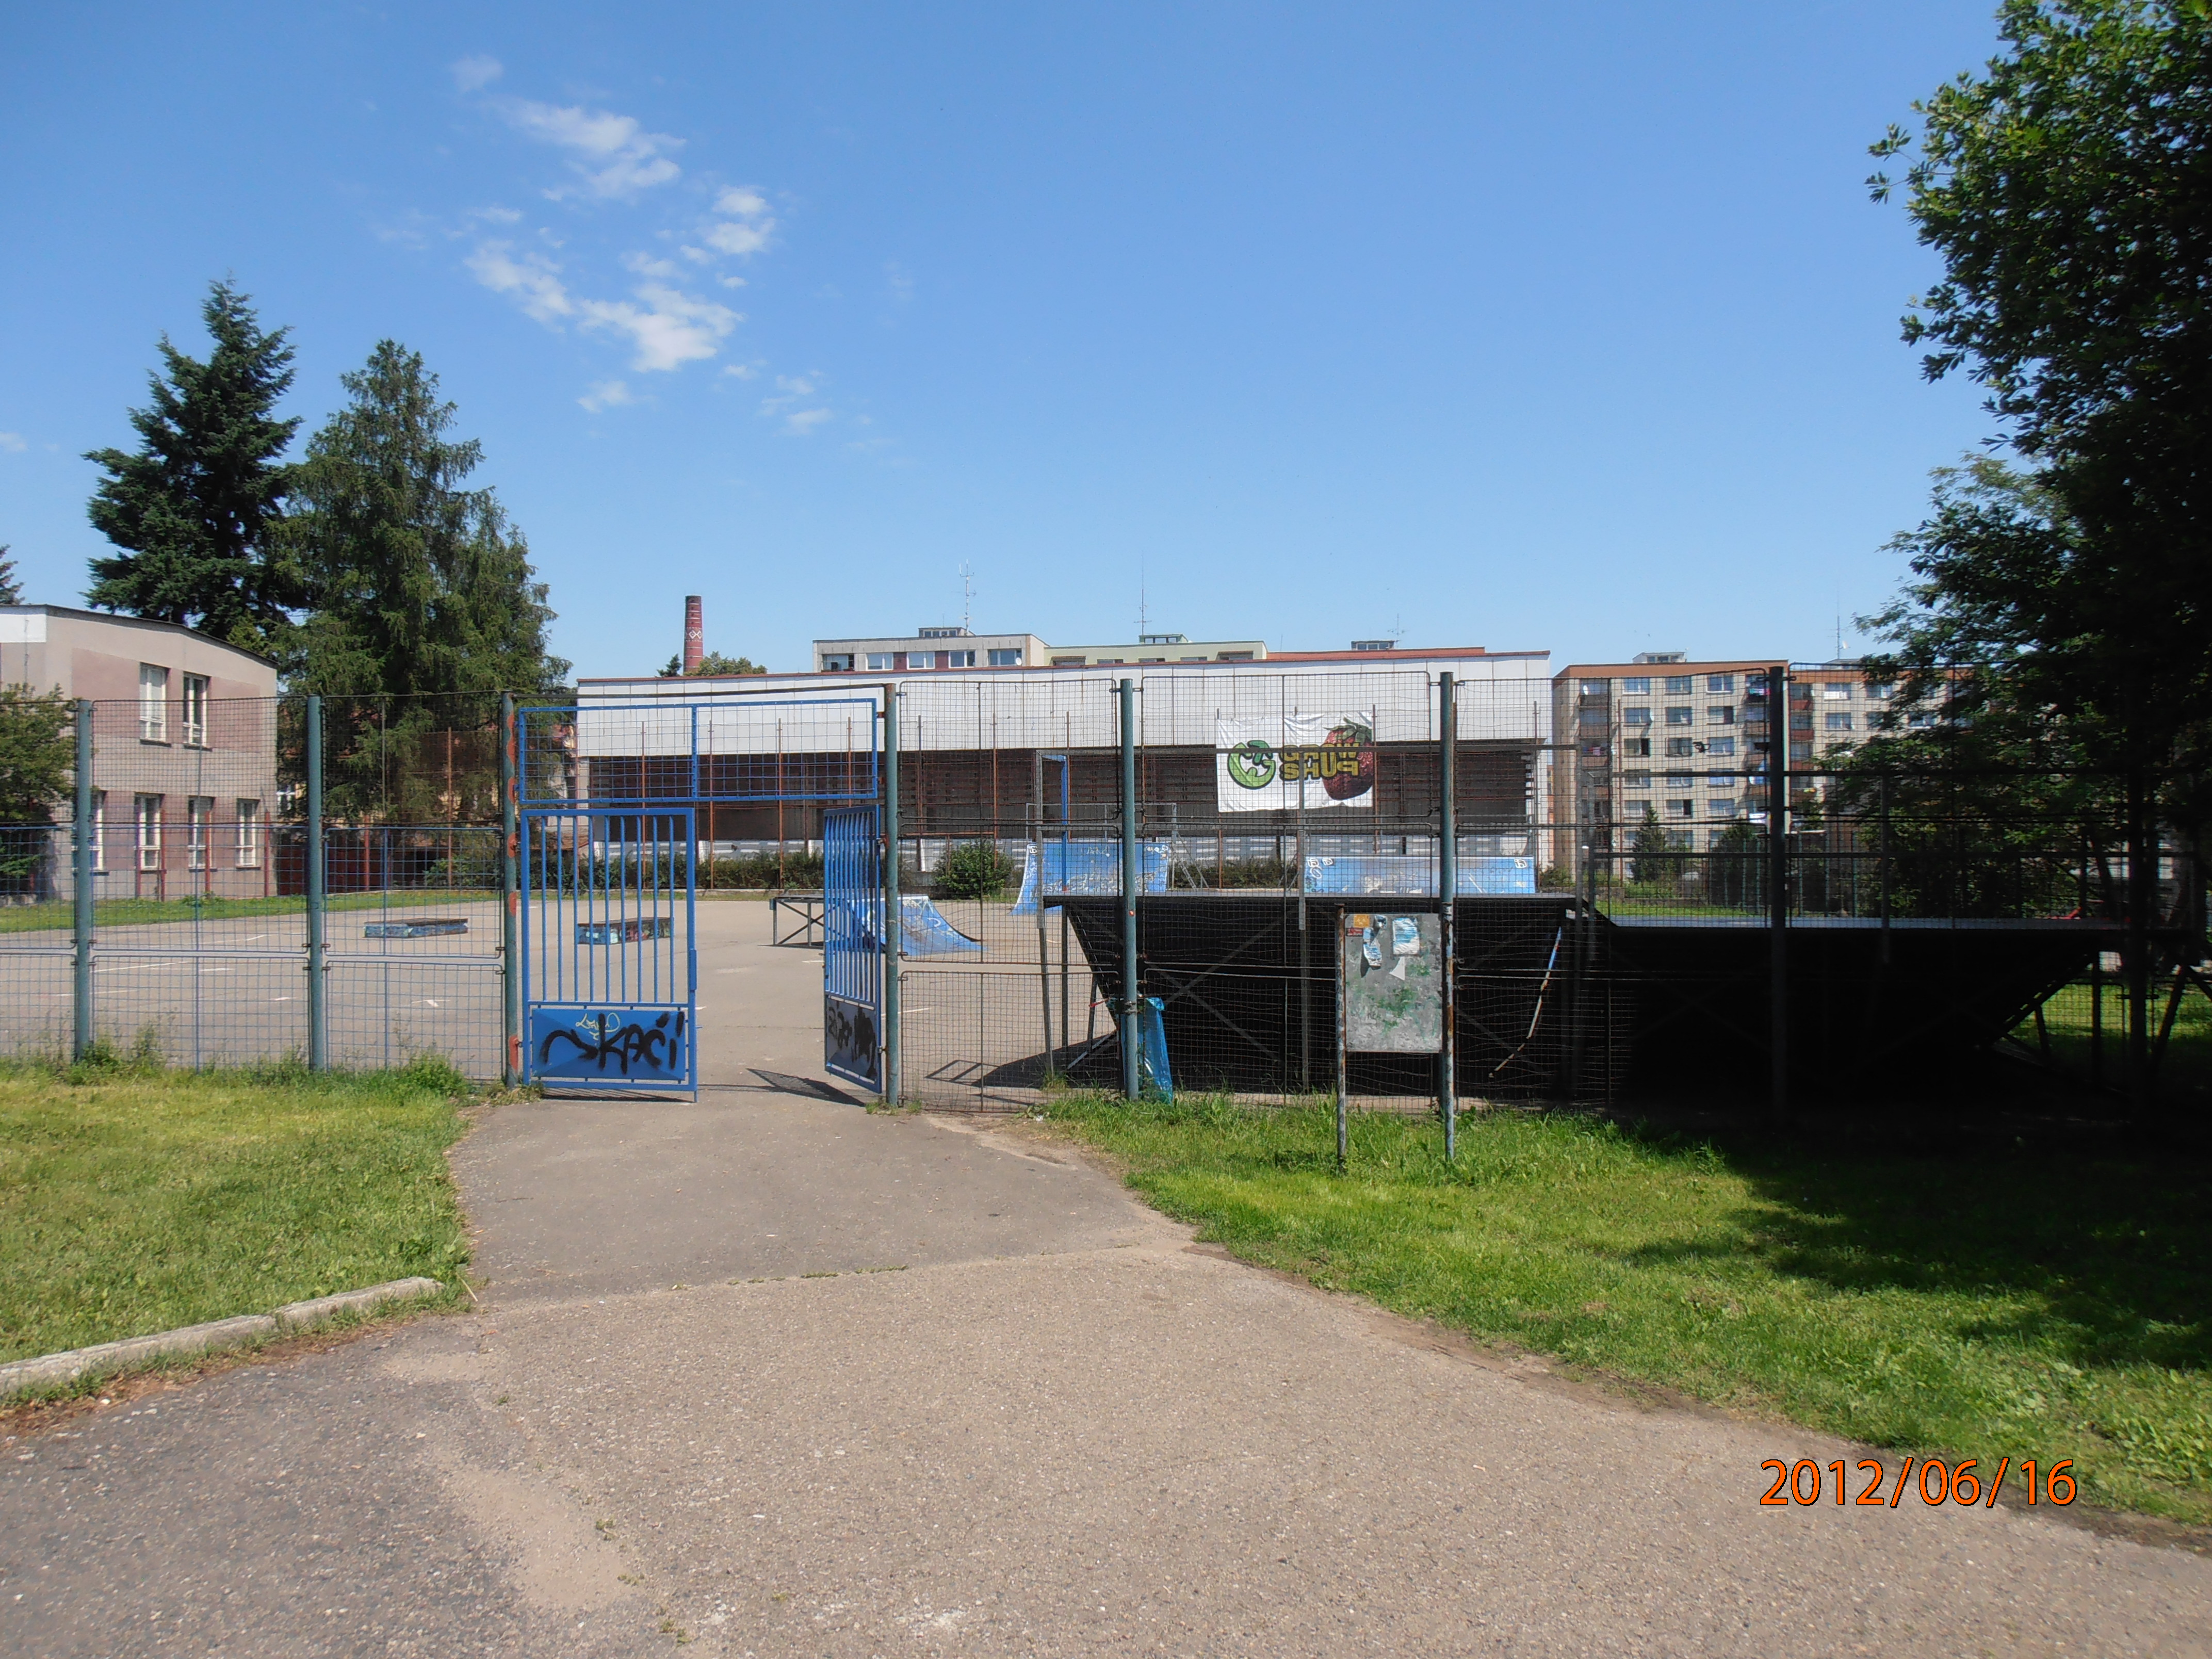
left=580, top=643, right=1544, bottom=684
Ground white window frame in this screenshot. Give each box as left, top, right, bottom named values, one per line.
left=236, top=799, right=263, bottom=869
left=866, top=653, right=893, bottom=671
left=88, top=790, right=105, bottom=872
left=186, top=797, right=212, bottom=870
left=182, top=673, right=209, bottom=747
left=139, top=664, right=169, bottom=742
left=135, top=794, right=162, bottom=872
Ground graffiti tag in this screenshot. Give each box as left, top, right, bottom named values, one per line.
left=535, top=1009, right=687, bottom=1078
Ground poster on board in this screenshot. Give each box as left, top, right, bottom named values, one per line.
left=1340, top=912, right=1443, bottom=1053
left=1215, top=711, right=1376, bottom=813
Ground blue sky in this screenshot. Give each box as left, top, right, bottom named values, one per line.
left=3, top=3, right=2006, bottom=680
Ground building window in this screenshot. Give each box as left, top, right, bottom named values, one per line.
left=1706, top=705, right=1734, bottom=725
left=1665, top=829, right=1694, bottom=849
left=1709, top=799, right=1738, bottom=818
left=1620, top=737, right=1651, bottom=758
left=236, top=800, right=263, bottom=868
left=1621, top=707, right=1652, bottom=727
left=1619, top=676, right=1651, bottom=695
left=186, top=798, right=212, bottom=870
left=866, top=653, right=892, bottom=671
left=1665, top=706, right=1694, bottom=725
left=1669, top=798, right=1695, bottom=818
left=819, top=654, right=854, bottom=672
left=1866, top=682, right=1892, bottom=702
left=1790, top=741, right=1814, bottom=760
left=1620, top=770, right=1651, bottom=788
left=1096, top=657, right=1124, bottom=665
left=1707, top=736, right=1736, bottom=756
left=135, top=794, right=162, bottom=871
left=88, top=790, right=105, bottom=872
left=1051, top=656, right=1086, bottom=667
left=987, top=648, right=1023, bottom=667
left=1706, top=674, right=1734, bottom=693
left=1825, top=712, right=1853, bottom=731
left=1662, top=770, right=1694, bottom=788
left=1665, top=675, right=1693, bottom=694
left=1822, top=682, right=1853, bottom=700
left=182, top=674, right=208, bottom=746
left=1666, top=737, right=1696, bottom=757
left=1579, top=679, right=1609, bottom=695
left=1790, top=711, right=1813, bottom=730
left=139, top=664, right=169, bottom=741
left=942, top=650, right=976, bottom=668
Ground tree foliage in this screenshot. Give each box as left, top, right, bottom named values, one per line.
left=0, top=549, right=22, bottom=607
left=1865, top=1, right=2212, bottom=829
left=660, top=650, right=766, bottom=677
left=83, top=281, right=302, bottom=651
left=0, top=686, right=75, bottom=825
left=285, top=341, right=570, bottom=819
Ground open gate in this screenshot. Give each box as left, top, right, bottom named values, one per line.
left=521, top=806, right=697, bottom=1094
left=823, top=805, right=883, bottom=1090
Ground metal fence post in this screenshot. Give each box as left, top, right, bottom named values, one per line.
left=501, top=692, right=521, bottom=1087
left=306, top=693, right=328, bottom=1072
left=1768, top=665, right=1790, bottom=1126
left=882, top=685, right=901, bottom=1106
left=1119, top=676, right=1140, bottom=1102
left=72, top=699, right=93, bottom=1060
left=1438, top=671, right=1457, bottom=1154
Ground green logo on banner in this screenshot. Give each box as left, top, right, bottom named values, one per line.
left=1226, top=739, right=1277, bottom=790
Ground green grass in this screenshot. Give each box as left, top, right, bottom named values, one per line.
left=0, top=888, right=498, bottom=935
left=2016, top=978, right=2212, bottom=1102
left=0, top=1056, right=473, bottom=1368
left=1042, top=1095, right=2212, bottom=1523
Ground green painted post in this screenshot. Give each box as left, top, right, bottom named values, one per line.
left=882, top=685, right=901, bottom=1105
left=502, top=692, right=521, bottom=1087
left=1768, top=666, right=1790, bottom=1126
left=1119, top=677, right=1140, bottom=1101
left=1438, top=672, right=1457, bottom=1155
left=72, top=700, right=93, bottom=1060
left=306, top=694, right=328, bottom=1072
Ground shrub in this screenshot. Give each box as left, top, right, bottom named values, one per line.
left=935, top=839, right=1016, bottom=899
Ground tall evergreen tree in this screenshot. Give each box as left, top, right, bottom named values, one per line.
left=84, top=281, right=302, bottom=649
left=0, top=548, right=23, bottom=606
left=286, top=340, right=570, bottom=819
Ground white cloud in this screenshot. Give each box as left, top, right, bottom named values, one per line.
left=579, top=284, right=739, bottom=371
left=466, top=241, right=575, bottom=323
left=720, top=362, right=758, bottom=380
left=501, top=99, right=682, bottom=198
left=0, top=432, right=24, bottom=453
left=760, top=373, right=832, bottom=434
left=451, top=55, right=504, bottom=92
left=782, top=408, right=832, bottom=435
left=578, top=380, right=636, bottom=412
left=470, top=204, right=523, bottom=225
left=700, top=186, right=775, bottom=257
left=622, top=250, right=680, bottom=280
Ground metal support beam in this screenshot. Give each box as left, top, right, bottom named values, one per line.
left=883, top=685, right=901, bottom=1106
left=501, top=692, right=521, bottom=1087
left=1767, top=665, right=1790, bottom=1126
left=72, top=700, right=93, bottom=1060
left=1438, top=671, right=1457, bottom=1154
left=1120, top=677, right=1140, bottom=1101
left=305, top=693, right=328, bottom=1072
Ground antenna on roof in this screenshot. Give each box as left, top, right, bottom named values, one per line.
left=1138, top=555, right=1149, bottom=639
left=961, top=562, right=973, bottom=634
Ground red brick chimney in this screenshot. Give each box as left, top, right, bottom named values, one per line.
left=683, top=595, right=704, bottom=674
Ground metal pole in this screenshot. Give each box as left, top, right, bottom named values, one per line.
left=306, top=693, right=328, bottom=1072
left=1877, top=772, right=1892, bottom=968
left=1438, top=672, right=1457, bottom=1154
left=502, top=692, right=521, bottom=1087
left=72, top=700, right=93, bottom=1060
left=1767, top=666, right=1790, bottom=1125
left=1296, top=779, right=1310, bottom=1094
left=1119, top=677, right=1140, bottom=1101
left=2126, top=766, right=2152, bottom=1117
left=1032, top=775, right=1052, bottom=1076
left=883, top=686, right=901, bottom=1106
left=1335, top=914, right=1349, bottom=1170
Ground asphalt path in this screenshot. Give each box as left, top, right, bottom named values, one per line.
left=2, top=914, right=2208, bottom=1654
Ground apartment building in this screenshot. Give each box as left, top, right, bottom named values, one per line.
left=1549, top=653, right=1903, bottom=870
left=0, top=606, right=280, bottom=899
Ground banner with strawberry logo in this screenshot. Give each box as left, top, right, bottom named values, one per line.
left=1214, top=711, right=1376, bottom=812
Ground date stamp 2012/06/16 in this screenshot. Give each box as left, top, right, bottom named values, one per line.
left=1761, top=1457, right=2076, bottom=1509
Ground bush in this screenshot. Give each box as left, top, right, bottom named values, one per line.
left=935, top=839, right=1016, bottom=899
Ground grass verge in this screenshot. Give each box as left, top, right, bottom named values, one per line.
left=0, top=1055, right=473, bottom=1367
left=1040, top=1094, right=2212, bottom=1524
left=0, top=889, right=500, bottom=935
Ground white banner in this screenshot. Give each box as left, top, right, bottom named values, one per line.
left=1215, top=712, right=1376, bottom=813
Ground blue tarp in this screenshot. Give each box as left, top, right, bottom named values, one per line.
left=1015, top=840, right=1170, bottom=913
left=1302, top=855, right=1537, bottom=897
left=836, top=895, right=985, bottom=957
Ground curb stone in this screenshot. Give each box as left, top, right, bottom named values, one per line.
left=0, top=1277, right=444, bottom=1400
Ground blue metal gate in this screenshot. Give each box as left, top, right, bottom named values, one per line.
left=521, top=807, right=697, bottom=1094
left=823, top=805, right=882, bottom=1091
